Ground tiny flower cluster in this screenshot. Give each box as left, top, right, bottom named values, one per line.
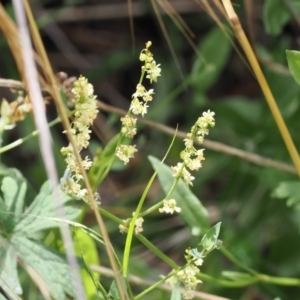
left=177, top=265, right=202, bottom=300
left=119, top=212, right=144, bottom=235
left=166, top=248, right=204, bottom=300
left=171, top=110, right=215, bottom=186
left=116, top=41, right=161, bottom=165
left=0, top=92, right=31, bottom=132
left=60, top=76, right=99, bottom=204
left=159, top=198, right=181, bottom=214
left=139, top=41, right=161, bottom=83
left=116, top=144, right=137, bottom=165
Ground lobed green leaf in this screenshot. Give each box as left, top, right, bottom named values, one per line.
left=0, top=175, right=81, bottom=299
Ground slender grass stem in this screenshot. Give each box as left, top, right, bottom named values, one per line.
left=221, top=0, right=300, bottom=178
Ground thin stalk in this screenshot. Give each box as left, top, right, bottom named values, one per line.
left=13, top=0, right=85, bottom=298
left=221, top=0, right=300, bottom=178
left=134, top=265, right=186, bottom=300
left=97, top=100, right=297, bottom=174
left=136, top=235, right=178, bottom=269
left=98, top=207, right=124, bottom=225
left=96, top=200, right=300, bottom=288
left=220, top=246, right=257, bottom=275
left=139, top=201, right=163, bottom=218
left=258, top=274, right=300, bottom=286
left=23, top=1, right=127, bottom=298
left=0, top=116, right=61, bottom=154
left=197, top=272, right=258, bottom=287
left=122, top=128, right=178, bottom=277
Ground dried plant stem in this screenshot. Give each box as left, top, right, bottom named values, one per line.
left=97, top=100, right=296, bottom=174
left=0, top=78, right=24, bottom=89
left=19, top=259, right=52, bottom=300
left=23, top=2, right=128, bottom=299
left=221, top=0, right=300, bottom=178
left=11, top=0, right=85, bottom=299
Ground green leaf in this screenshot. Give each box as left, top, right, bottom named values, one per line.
left=286, top=50, right=300, bottom=86
left=148, top=156, right=209, bottom=236
left=14, top=180, right=80, bottom=237
left=0, top=242, right=22, bottom=299
left=170, top=280, right=181, bottom=300
left=189, top=248, right=203, bottom=260
left=11, top=237, right=77, bottom=300
left=1, top=177, right=26, bottom=231
left=108, top=277, right=127, bottom=300
left=190, top=26, right=231, bottom=93
left=272, top=181, right=300, bottom=209
left=263, top=0, right=290, bottom=35
left=74, top=228, right=100, bottom=298
left=89, top=134, right=120, bottom=189
left=0, top=176, right=81, bottom=299
left=199, top=222, right=222, bottom=252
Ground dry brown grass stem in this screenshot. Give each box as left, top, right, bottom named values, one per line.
left=151, top=0, right=185, bottom=84
left=221, top=0, right=300, bottom=178
left=155, top=0, right=206, bottom=66
left=97, top=100, right=296, bottom=174
left=0, top=1, right=127, bottom=298
left=0, top=4, right=25, bottom=81
left=11, top=0, right=86, bottom=298
left=158, top=0, right=195, bottom=38
left=22, top=1, right=128, bottom=298
left=19, top=258, right=52, bottom=300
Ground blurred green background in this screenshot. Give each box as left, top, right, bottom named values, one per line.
left=1, top=0, right=300, bottom=299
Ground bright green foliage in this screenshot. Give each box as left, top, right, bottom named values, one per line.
left=0, top=175, right=81, bottom=299
left=89, top=134, right=120, bottom=189
left=149, top=156, right=210, bottom=236
left=108, top=277, right=127, bottom=300
left=272, top=181, right=300, bottom=210
left=191, top=26, right=231, bottom=96
left=263, top=0, right=300, bottom=35
left=199, top=222, right=222, bottom=254
left=74, top=228, right=100, bottom=298
left=263, top=0, right=291, bottom=35
left=286, top=50, right=300, bottom=86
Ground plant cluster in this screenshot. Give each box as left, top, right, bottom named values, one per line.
left=1, top=1, right=300, bottom=299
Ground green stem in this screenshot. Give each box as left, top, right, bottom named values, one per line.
left=220, top=246, right=257, bottom=275
left=258, top=274, right=300, bottom=286
left=122, top=172, right=157, bottom=277
left=138, top=70, right=146, bottom=84
left=165, top=177, right=180, bottom=200
left=0, top=116, right=62, bottom=154
left=139, top=200, right=164, bottom=218
left=98, top=206, right=178, bottom=269
left=125, top=278, right=135, bottom=300
left=98, top=203, right=300, bottom=288
left=98, top=207, right=124, bottom=225
left=122, top=128, right=178, bottom=278
left=139, top=176, right=180, bottom=219
left=94, top=280, right=109, bottom=299
left=197, top=273, right=258, bottom=287
left=198, top=272, right=300, bottom=288
left=136, top=235, right=178, bottom=269
left=95, top=134, right=124, bottom=186
left=134, top=265, right=186, bottom=300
